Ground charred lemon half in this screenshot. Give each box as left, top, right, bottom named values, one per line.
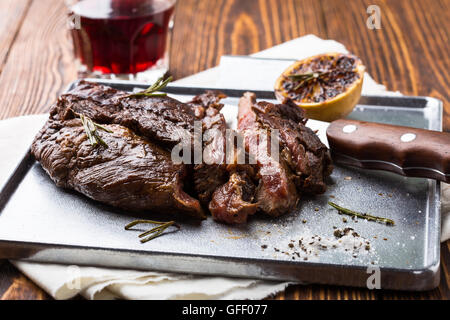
left=274, top=53, right=365, bottom=122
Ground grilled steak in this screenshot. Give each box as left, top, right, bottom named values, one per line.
left=31, top=118, right=205, bottom=219
left=187, top=89, right=227, bottom=119
left=192, top=103, right=229, bottom=204
left=50, top=81, right=197, bottom=148
left=238, top=92, right=299, bottom=216
left=238, top=92, right=332, bottom=217
left=209, top=170, right=257, bottom=224
left=32, top=80, right=332, bottom=224
left=252, top=100, right=333, bottom=194
left=190, top=92, right=258, bottom=223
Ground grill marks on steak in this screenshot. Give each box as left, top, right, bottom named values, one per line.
left=50, top=81, right=196, bottom=148
left=31, top=119, right=205, bottom=219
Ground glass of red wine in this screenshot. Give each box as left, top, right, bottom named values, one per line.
left=66, top=0, right=176, bottom=81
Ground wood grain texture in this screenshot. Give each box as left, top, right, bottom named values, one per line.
left=322, top=0, right=450, bottom=130
left=0, top=261, right=49, bottom=300
left=0, top=0, right=31, bottom=73
left=170, top=0, right=326, bottom=79
left=0, top=0, right=448, bottom=300
left=0, top=0, right=77, bottom=120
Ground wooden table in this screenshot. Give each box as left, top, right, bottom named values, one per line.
left=0, top=0, right=448, bottom=300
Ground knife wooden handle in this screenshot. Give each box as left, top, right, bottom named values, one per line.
left=326, top=119, right=450, bottom=182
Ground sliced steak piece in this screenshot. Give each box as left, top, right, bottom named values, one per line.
left=252, top=101, right=333, bottom=194
left=31, top=119, right=205, bottom=219
left=238, top=92, right=299, bottom=217
left=187, top=90, right=227, bottom=119
left=50, top=80, right=197, bottom=149
left=187, top=90, right=229, bottom=205
left=192, top=100, right=228, bottom=204
left=209, top=170, right=257, bottom=224
left=188, top=92, right=258, bottom=223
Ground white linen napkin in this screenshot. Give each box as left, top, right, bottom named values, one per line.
left=2, top=35, right=448, bottom=300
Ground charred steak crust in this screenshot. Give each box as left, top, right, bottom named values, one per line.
left=252, top=101, right=333, bottom=194
left=50, top=80, right=197, bottom=149
left=209, top=170, right=257, bottom=224
left=237, top=92, right=332, bottom=217
left=187, top=90, right=227, bottom=120
left=189, top=91, right=258, bottom=223
left=32, top=119, right=205, bottom=219
left=191, top=94, right=228, bottom=204
left=238, top=92, right=299, bottom=217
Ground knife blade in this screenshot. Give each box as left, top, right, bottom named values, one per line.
left=307, top=118, right=450, bottom=183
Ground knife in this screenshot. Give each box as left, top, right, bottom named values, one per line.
left=307, top=118, right=450, bottom=183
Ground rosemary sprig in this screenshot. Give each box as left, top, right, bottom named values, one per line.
left=287, top=70, right=338, bottom=90
left=123, top=76, right=173, bottom=99
left=288, top=71, right=323, bottom=81
left=287, top=71, right=324, bottom=90
left=78, top=113, right=113, bottom=147
left=125, top=219, right=181, bottom=243
left=328, top=201, right=395, bottom=226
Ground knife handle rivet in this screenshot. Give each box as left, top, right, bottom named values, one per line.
left=401, top=133, right=416, bottom=142
left=342, top=124, right=357, bottom=133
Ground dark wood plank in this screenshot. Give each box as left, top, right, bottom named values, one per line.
left=0, top=0, right=77, bottom=120
left=0, top=261, right=50, bottom=300
left=322, top=0, right=450, bottom=130
left=0, top=0, right=31, bottom=73
left=281, top=283, right=379, bottom=300
left=170, top=0, right=327, bottom=79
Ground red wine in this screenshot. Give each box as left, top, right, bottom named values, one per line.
left=70, top=0, right=175, bottom=75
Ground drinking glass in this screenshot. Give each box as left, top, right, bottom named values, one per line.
left=66, top=0, right=176, bottom=81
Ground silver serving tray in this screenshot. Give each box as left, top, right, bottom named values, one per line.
left=0, top=80, right=442, bottom=290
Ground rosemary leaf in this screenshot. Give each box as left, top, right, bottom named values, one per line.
left=125, top=219, right=181, bottom=243
left=80, top=114, right=96, bottom=145
left=123, top=76, right=173, bottom=98
left=287, top=71, right=329, bottom=90
left=328, top=201, right=395, bottom=226
left=94, top=123, right=113, bottom=133
left=288, top=71, right=322, bottom=81
left=124, top=219, right=168, bottom=229
left=77, top=113, right=111, bottom=147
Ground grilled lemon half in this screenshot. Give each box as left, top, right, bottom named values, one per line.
left=274, top=53, right=365, bottom=122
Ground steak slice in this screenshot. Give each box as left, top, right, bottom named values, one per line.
left=50, top=81, right=197, bottom=149
left=31, top=119, right=205, bottom=219
left=252, top=101, right=333, bottom=194
left=191, top=96, right=228, bottom=204
left=209, top=170, right=257, bottom=224
left=187, top=90, right=227, bottom=119
left=193, top=118, right=228, bottom=203
left=238, top=92, right=299, bottom=217
left=188, top=93, right=258, bottom=223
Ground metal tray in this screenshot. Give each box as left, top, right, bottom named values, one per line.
left=0, top=80, right=442, bottom=290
